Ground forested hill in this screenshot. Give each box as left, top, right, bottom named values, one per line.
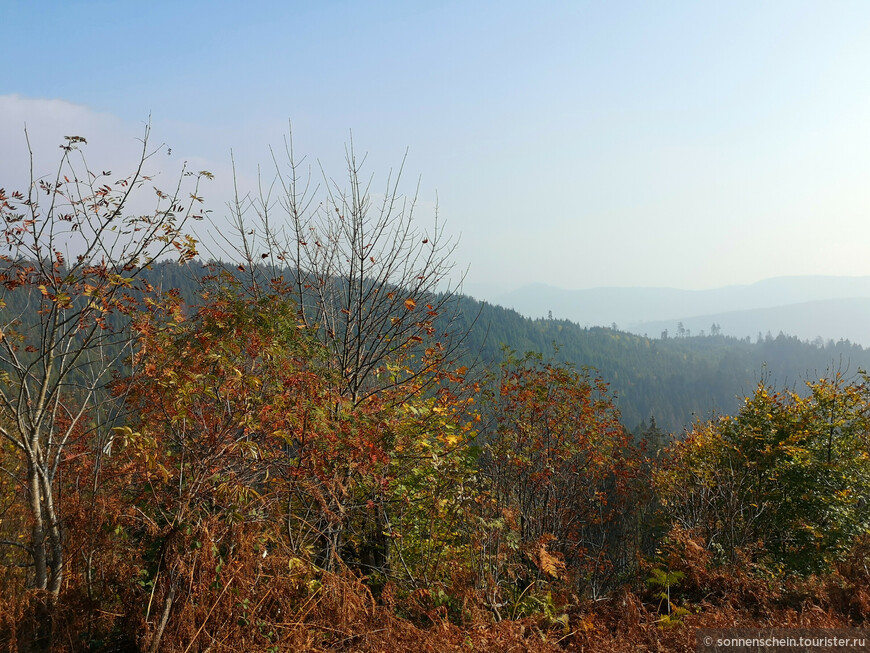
left=147, top=262, right=870, bottom=434
left=450, top=295, right=870, bottom=433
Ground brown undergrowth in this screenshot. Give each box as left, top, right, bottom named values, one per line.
left=564, top=529, right=870, bottom=653
left=2, top=528, right=868, bottom=652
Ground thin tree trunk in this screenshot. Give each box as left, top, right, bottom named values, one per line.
left=28, top=465, right=48, bottom=591
left=147, top=580, right=177, bottom=653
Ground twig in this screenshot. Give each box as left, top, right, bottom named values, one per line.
left=182, top=576, right=234, bottom=653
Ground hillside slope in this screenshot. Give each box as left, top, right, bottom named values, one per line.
left=136, top=264, right=870, bottom=433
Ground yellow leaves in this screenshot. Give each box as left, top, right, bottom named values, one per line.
left=442, top=433, right=460, bottom=446
left=272, top=429, right=294, bottom=445
left=307, top=578, right=323, bottom=594
left=175, top=234, right=199, bottom=262
left=112, top=425, right=141, bottom=446
left=577, top=615, right=597, bottom=633
left=156, top=462, right=171, bottom=484
left=288, top=557, right=308, bottom=573
left=109, top=274, right=134, bottom=288
left=55, top=291, right=72, bottom=309
left=404, top=298, right=416, bottom=311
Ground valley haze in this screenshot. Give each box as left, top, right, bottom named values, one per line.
left=493, top=275, right=870, bottom=347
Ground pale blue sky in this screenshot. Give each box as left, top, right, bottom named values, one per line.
left=3, top=1, right=870, bottom=297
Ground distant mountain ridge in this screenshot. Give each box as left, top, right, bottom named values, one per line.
left=631, top=298, right=870, bottom=345
left=493, top=276, right=870, bottom=346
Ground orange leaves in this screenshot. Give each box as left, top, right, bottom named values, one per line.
left=404, top=298, right=416, bottom=311
left=535, top=537, right=567, bottom=579
left=481, top=351, right=643, bottom=587
left=115, top=284, right=402, bottom=533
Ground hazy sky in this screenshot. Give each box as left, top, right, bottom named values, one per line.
left=3, top=1, right=870, bottom=298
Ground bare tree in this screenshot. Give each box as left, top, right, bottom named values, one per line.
left=222, top=131, right=468, bottom=405
left=0, top=127, right=209, bottom=624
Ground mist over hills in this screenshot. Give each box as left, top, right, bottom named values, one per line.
left=493, top=276, right=870, bottom=346
left=632, top=298, right=870, bottom=345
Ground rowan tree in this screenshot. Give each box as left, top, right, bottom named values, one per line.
left=479, top=351, right=644, bottom=600
left=214, top=133, right=476, bottom=575
left=109, top=275, right=333, bottom=650
left=0, top=128, right=209, bottom=644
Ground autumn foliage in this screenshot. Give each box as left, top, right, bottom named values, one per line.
left=1, top=136, right=869, bottom=651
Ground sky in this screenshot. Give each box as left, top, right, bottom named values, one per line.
left=3, top=0, right=870, bottom=299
